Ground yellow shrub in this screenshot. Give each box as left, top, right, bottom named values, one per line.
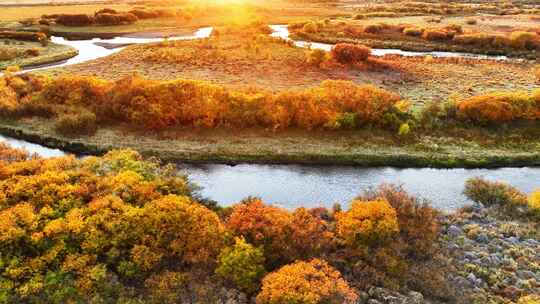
left=403, top=27, right=423, bottom=37
left=256, top=259, right=358, bottom=304
left=306, top=48, right=328, bottom=67
left=303, top=22, right=319, bottom=34
left=518, top=295, right=540, bottom=304
left=422, top=29, right=450, bottom=41
left=336, top=199, right=399, bottom=247
left=528, top=190, right=540, bottom=218
left=509, top=31, right=540, bottom=49
left=457, top=91, right=540, bottom=123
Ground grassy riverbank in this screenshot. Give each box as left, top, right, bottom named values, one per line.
left=1, top=118, right=539, bottom=168
left=0, top=40, right=78, bottom=70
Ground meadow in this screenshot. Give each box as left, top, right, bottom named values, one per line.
left=0, top=0, right=539, bottom=303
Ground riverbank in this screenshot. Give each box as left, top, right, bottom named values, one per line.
left=0, top=141, right=537, bottom=303
left=1, top=119, right=539, bottom=168
left=0, top=40, right=78, bottom=70
left=290, top=31, right=539, bottom=60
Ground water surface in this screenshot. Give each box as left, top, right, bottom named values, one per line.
left=181, top=163, right=539, bottom=211
left=0, top=134, right=537, bottom=211
left=269, top=25, right=508, bottom=60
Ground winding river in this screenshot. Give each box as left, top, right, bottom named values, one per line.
left=1, top=133, right=538, bottom=211
left=23, top=24, right=507, bottom=74
left=1, top=24, right=537, bottom=211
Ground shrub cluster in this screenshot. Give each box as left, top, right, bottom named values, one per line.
left=216, top=237, right=266, bottom=294
left=0, top=147, right=226, bottom=302
left=0, top=31, right=47, bottom=42
left=465, top=177, right=540, bottom=221
left=457, top=91, right=540, bottom=124
left=256, top=259, right=358, bottom=304
left=527, top=190, right=540, bottom=219
left=331, top=43, right=371, bottom=64
left=336, top=199, right=399, bottom=248
left=294, top=18, right=540, bottom=52
left=94, top=12, right=138, bottom=26
left=464, top=177, right=528, bottom=207
left=55, top=14, right=95, bottom=26
left=47, top=8, right=176, bottom=27
left=5, top=74, right=407, bottom=134
left=226, top=199, right=332, bottom=267
left=0, top=145, right=446, bottom=303
left=54, top=109, right=97, bottom=136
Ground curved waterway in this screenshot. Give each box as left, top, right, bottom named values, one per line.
left=23, top=27, right=214, bottom=73
left=3, top=25, right=534, bottom=211
left=269, top=25, right=508, bottom=60
left=20, top=24, right=508, bottom=74
left=0, top=134, right=538, bottom=211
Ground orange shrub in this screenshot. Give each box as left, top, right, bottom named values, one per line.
left=363, top=24, right=383, bottom=34
left=357, top=185, right=440, bottom=259
left=403, top=27, right=423, bottom=37
left=256, top=259, right=358, bottom=304
left=453, top=33, right=494, bottom=46
left=302, top=21, right=319, bottom=34
left=535, top=65, right=540, bottom=82
left=0, top=143, right=29, bottom=163
left=422, top=29, right=450, bottom=41
left=457, top=91, right=540, bottom=123
left=509, top=31, right=540, bottom=49
left=305, top=48, right=328, bottom=67
left=336, top=199, right=399, bottom=248
left=30, top=75, right=404, bottom=131
left=330, top=43, right=371, bottom=64
left=226, top=200, right=332, bottom=266
left=226, top=199, right=291, bottom=264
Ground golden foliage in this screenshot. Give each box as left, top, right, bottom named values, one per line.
left=457, top=90, right=540, bottom=123
left=336, top=199, right=399, bottom=248
left=528, top=189, right=540, bottom=219
left=358, top=184, right=440, bottom=259
left=11, top=74, right=404, bottom=132
left=256, top=259, right=358, bottom=304
left=226, top=199, right=332, bottom=266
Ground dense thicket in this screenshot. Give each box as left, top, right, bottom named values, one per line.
left=0, top=144, right=449, bottom=303
left=0, top=74, right=408, bottom=134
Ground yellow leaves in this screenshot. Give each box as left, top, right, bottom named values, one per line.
left=256, top=259, right=358, bottom=304
left=131, top=245, right=164, bottom=272
left=0, top=203, right=36, bottom=242
left=142, top=195, right=226, bottom=265
left=43, top=219, right=65, bottom=237
left=336, top=199, right=399, bottom=248
left=528, top=189, right=540, bottom=218
left=394, top=100, right=411, bottom=113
